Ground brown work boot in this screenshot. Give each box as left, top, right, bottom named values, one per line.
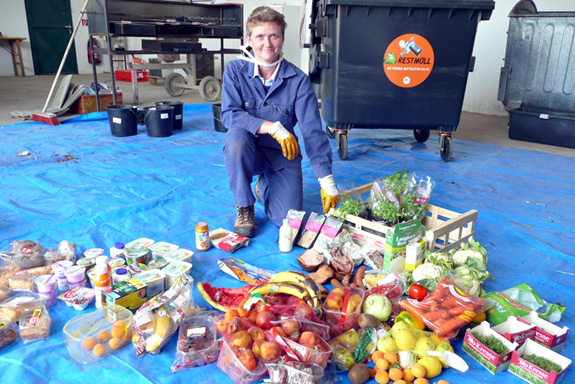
left=254, top=174, right=263, bottom=202
left=234, top=205, right=255, bottom=238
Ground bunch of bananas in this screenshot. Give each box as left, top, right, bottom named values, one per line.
left=248, top=271, right=322, bottom=308
left=132, top=306, right=174, bottom=354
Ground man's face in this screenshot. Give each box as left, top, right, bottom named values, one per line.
left=246, top=22, right=284, bottom=65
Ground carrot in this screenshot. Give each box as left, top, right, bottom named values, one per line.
left=400, top=299, right=427, bottom=323
left=438, top=297, right=466, bottom=309
left=435, top=316, right=469, bottom=337
left=421, top=309, right=449, bottom=322
left=447, top=306, right=468, bottom=316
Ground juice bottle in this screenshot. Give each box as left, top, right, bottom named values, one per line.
left=93, top=255, right=111, bottom=309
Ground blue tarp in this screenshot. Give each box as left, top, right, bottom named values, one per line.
left=0, top=104, right=573, bottom=383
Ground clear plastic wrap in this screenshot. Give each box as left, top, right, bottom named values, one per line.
left=12, top=240, right=45, bottom=269
left=400, top=173, right=435, bottom=221
left=18, top=304, right=51, bottom=343
left=0, top=318, right=18, bottom=350
left=171, top=311, right=220, bottom=373
left=400, top=275, right=491, bottom=339
left=132, top=274, right=193, bottom=356
left=266, top=360, right=324, bottom=384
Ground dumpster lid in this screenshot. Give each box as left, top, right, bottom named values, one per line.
left=322, top=0, right=495, bottom=12
left=509, top=0, right=537, bottom=16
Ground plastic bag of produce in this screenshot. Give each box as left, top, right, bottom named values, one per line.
left=400, top=173, right=435, bottom=221
left=132, top=274, right=193, bottom=356
left=400, top=275, right=491, bottom=339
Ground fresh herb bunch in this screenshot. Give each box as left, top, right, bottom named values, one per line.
left=370, top=194, right=400, bottom=225
left=334, top=197, right=365, bottom=220
left=475, top=334, right=509, bottom=355
left=400, top=192, right=421, bottom=220
left=523, top=354, right=563, bottom=373
left=383, top=170, right=409, bottom=196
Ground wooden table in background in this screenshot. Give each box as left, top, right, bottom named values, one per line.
left=0, top=37, right=26, bottom=77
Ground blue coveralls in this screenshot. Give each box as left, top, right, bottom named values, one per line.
left=221, top=58, right=333, bottom=227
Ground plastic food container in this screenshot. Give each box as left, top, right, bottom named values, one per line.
left=164, top=248, right=193, bottom=264
left=148, top=241, right=179, bottom=258
left=266, top=361, right=324, bottom=384
left=125, top=238, right=154, bottom=249
left=57, top=286, right=96, bottom=310
left=35, top=274, right=58, bottom=306
left=125, top=247, right=152, bottom=266
left=127, top=263, right=149, bottom=275
left=148, top=257, right=169, bottom=270
left=172, top=313, right=219, bottom=372
left=65, top=265, right=86, bottom=284
left=217, top=338, right=267, bottom=384
left=63, top=305, right=133, bottom=364
left=280, top=334, right=332, bottom=367
left=52, top=260, right=74, bottom=291
left=134, top=269, right=165, bottom=298
left=83, top=248, right=104, bottom=259
left=163, top=261, right=192, bottom=290
left=108, top=258, right=126, bottom=269
left=322, top=287, right=365, bottom=336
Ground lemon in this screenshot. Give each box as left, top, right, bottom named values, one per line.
left=394, top=329, right=416, bottom=351
left=377, top=335, right=397, bottom=353
left=390, top=321, right=412, bottom=337
left=414, top=337, right=435, bottom=353
left=418, top=356, right=443, bottom=378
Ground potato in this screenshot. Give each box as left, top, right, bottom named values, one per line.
left=358, top=313, right=380, bottom=329
left=348, top=363, right=371, bottom=384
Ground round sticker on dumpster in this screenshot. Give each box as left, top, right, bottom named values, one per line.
left=383, top=34, right=434, bottom=88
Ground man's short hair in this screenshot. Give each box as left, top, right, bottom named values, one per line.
left=246, top=6, right=287, bottom=37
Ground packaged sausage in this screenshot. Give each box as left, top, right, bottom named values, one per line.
left=296, top=213, right=326, bottom=249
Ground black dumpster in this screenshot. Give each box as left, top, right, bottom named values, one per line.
left=309, top=0, right=495, bottom=161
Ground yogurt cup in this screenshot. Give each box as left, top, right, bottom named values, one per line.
left=52, top=260, right=74, bottom=291
left=35, top=274, right=58, bottom=306
left=69, top=280, right=86, bottom=289
left=164, top=248, right=193, bottom=264
left=84, top=248, right=105, bottom=259
left=163, top=261, right=192, bottom=290
left=76, top=257, right=96, bottom=269
left=148, top=241, right=179, bottom=258
left=125, top=247, right=152, bottom=266
left=148, top=258, right=169, bottom=270
left=57, top=286, right=95, bottom=310
left=134, top=269, right=165, bottom=298
left=127, top=263, right=149, bottom=275
left=109, top=257, right=126, bottom=269
left=65, top=265, right=86, bottom=284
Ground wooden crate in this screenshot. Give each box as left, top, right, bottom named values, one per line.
left=335, top=182, right=478, bottom=252
left=70, top=93, right=123, bottom=114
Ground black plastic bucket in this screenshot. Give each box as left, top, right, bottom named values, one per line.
left=212, top=103, right=227, bottom=132
left=145, top=105, right=174, bottom=137
left=156, top=101, right=183, bottom=130
left=106, top=105, right=138, bottom=137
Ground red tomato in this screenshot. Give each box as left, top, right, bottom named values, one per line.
left=409, top=284, right=428, bottom=301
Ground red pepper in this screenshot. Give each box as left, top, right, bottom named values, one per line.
left=409, top=283, right=429, bottom=301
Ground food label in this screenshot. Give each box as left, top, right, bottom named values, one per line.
left=186, top=326, right=207, bottom=339
left=20, top=247, right=32, bottom=254
left=383, top=34, right=434, bottom=88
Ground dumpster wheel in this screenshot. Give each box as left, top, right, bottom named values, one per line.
left=414, top=129, right=431, bottom=143
left=335, top=132, right=348, bottom=160
left=439, top=134, right=453, bottom=162
left=165, top=73, right=186, bottom=97
left=326, top=126, right=336, bottom=139
left=199, top=76, right=222, bottom=102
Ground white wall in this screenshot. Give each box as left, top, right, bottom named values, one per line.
left=1, top=0, right=574, bottom=116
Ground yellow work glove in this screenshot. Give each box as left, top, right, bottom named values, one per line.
left=319, top=174, right=339, bottom=213
left=269, top=121, right=299, bottom=161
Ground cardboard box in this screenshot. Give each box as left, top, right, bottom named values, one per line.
left=71, top=92, right=123, bottom=114
left=405, top=237, right=425, bottom=271
left=518, top=311, right=569, bottom=352
left=462, top=321, right=519, bottom=374
left=103, top=278, right=147, bottom=313
left=492, top=316, right=536, bottom=345
left=509, top=339, right=572, bottom=384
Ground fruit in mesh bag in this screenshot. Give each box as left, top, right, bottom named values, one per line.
left=417, top=356, right=442, bottom=378
left=395, top=329, right=417, bottom=351
left=414, top=336, right=435, bottom=354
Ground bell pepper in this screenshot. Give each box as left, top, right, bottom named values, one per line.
left=394, top=311, right=425, bottom=330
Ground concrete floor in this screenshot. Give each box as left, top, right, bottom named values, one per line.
left=1, top=73, right=574, bottom=158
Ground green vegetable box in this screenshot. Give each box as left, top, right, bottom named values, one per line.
left=332, top=183, right=478, bottom=273
left=463, top=321, right=519, bottom=374
left=509, top=339, right=572, bottom=384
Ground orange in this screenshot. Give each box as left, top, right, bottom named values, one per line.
left=92, top=343, right=106, bottom=357
left=389, top=367, right=403, bottom=381
left=414, top=378, right=430, bottom=384
left=403, top=367, right=416, bottom=382
left=412, top=363, right=427, bottom=379
left=108, top=337, right=123, bottom=350
left=81, top=337, right=97, bottom=350
left=376, top=358, right=390, bottom=371
left=371, top=350, right=385, bottom=363
left=394, top=381, right=408, bottom=384
left=225, top=309, right=239, bottom=321
left=436, top=381, right=450, bottom=384
left=374, top=370, right=390, bottom=384
left=384, top=350, right=399, bottom=365
left=97, top=330, right=110, bottom=342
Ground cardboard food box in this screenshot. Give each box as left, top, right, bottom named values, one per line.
left=518, top=311, right=569, bottom=352
left=509, top=339, right=572, bottom=384
left=209, top=228, right=250, bottom=253
left=103, top=278, right=147, bottom=313
left=463, top=321, right=519, bottom=374
left=492, top=316, right=536, bottom=345
left=71, top=92, right=123, bottom=114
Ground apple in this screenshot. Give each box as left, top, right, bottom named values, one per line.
left=362, top=293, right=392, bottom=322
